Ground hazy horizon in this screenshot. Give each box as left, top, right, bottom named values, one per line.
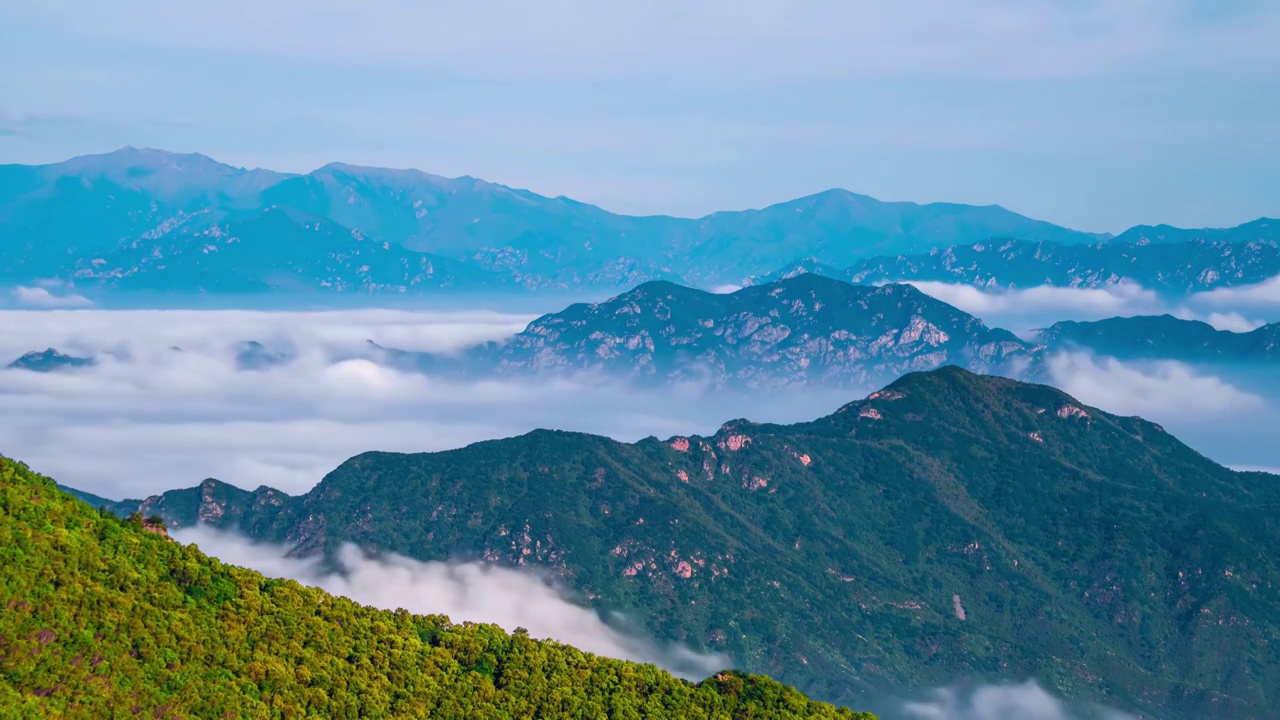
left=4, top=2, right=1278, bottom=233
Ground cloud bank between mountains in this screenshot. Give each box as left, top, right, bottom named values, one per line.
left=2, top=297, right=1277, bottom=500
left=902, top=277, right=1280, bottom=333
left=1, top=299, right=1245, bottom=718
left=173, top=527, right=729, bottom=680
left=0, top=307, right=853, bottom=499
left=176, top=527, right=1137, bottom=720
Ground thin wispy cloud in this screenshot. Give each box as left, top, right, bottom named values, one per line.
left=10, top=1, right=1278, bottom=82
left=9, top=286, right=93, bottom=308
left=1196, top=275, right=1280, bottom=308
left=180, top=527, right=1142, bottom=718
left=1045, top=352, right=1264, bottom=417
left=1230, top=464, right=1280, bottom=476
left=898, top=680, right=1137, bottom=720
left=905, top=281, right=1160, bottom=327
left=1196, top=311, right=1263, bottom=333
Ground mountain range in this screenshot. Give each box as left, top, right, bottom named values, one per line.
left=84, top=367, right=1280, bottom=719
left=1, top=456, right=870, bottom=718
left=4, top=147, right=1274, bottom=298
left=373, top=274, right=1039, bottom=388
left=10, top=273, right=1279, bottom=393
left=751, top=226, right=1280, bottom=294
left=1033, top=315, right=1280, bottom=363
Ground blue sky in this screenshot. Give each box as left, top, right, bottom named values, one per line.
left=1, top=1, right=1277, bottom=233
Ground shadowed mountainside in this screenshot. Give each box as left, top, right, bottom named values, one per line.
left=94, top=367, right=1280, bottom=719
left=0, top=456, right=872, bottom=718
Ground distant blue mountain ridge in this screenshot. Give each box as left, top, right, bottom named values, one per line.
left=1, top=147, right=1274, bottom=296
left=746, top=224, right=1280, bottom=295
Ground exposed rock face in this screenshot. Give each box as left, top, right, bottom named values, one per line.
left=102, top=366, right=1280, bottom=720
left=762, top=228, right=1280, bottom=294
left=68, top=207, right=499, bottom=294
left=141, top=517, right=170, bottom=539
left=2, top=149, right=1110, bottom=293
left=379, top=274, right=1040, bottom=388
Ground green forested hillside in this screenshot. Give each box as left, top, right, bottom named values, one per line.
left=0, top=457, right=874, bottom=719
left=109, top=367, right=1280, bottom=719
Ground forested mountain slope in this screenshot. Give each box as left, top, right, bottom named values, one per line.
left=0, top=457, right=873, bottom=719
left=102, top=367, right=1280, bottom=719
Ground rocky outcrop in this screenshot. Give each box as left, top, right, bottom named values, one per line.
left=378, top=274, right=1041, bottom=388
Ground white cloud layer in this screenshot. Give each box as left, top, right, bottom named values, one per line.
left=0, top=308, right=847, bottom=499
left=10, top=285, right=93, bottom=308
left=1195, top=275, right=1280, bottom=308
left=1194, top=311, right=1263, bottom=333
left=1044, top=352, right=1264, bottom=417
left=174, top=527, right=729, bottom=679
left=2, top=304, right=1276, bottom=500
left=906, top=281, right=1160, bottom=326
left=903, top=280, right=1278, bottom=333
left=899, top=680, right=1136, bottom=720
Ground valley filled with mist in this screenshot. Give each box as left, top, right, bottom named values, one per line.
left=6, top=277, right=1278, bottom=499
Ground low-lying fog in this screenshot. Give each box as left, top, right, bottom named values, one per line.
left=3, top=280, right=1277, bottom=719
left=3, top=281, right=1278, bottom=499
left=0, top=306, right=866, bottom=499
left=174, top=527, right=1137, bottom=720
left=911, top=278, right=1280, bottom=334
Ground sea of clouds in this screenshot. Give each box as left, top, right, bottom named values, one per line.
left=0, top=306, right=854, bottom=499
left=3, top=279, right=1278, bottom=499
left=3, top=280, right=1279, bottom=717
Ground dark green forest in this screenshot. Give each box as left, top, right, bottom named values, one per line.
left=0, top=456, right=875, bottom=719
left=106, top=367, right=1280, bottom=719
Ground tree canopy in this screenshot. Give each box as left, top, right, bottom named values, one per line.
left=0, top=456, right=875, bottom=719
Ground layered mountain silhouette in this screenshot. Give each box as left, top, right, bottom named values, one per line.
left=17, top=147, right=1276, bottom=296
left=369, top=274, right=1039, bottom=387
left=1035, top=315, right=1280, bottom=363
left=88, top=367, right=1280, bottom=719
left=752, top=226, right=1280, bottom=294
